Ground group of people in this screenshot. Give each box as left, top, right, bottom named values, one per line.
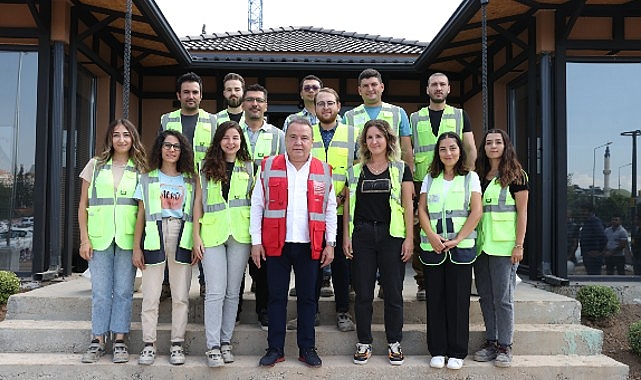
left=77, top=69, right=529, bottom=371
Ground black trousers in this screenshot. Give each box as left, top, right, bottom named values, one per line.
left=315, top=218, right=351, bottom=313
left=352, top=221, right=405, bottom=344
left=423, top=258, right=473, bottom=359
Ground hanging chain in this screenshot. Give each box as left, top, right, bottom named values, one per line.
left=481, top=0, right=489, bottom=133
left=122, top=0, right=132, bottom=119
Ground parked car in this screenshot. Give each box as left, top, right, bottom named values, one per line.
left=0, top=228, right=33, bottom=262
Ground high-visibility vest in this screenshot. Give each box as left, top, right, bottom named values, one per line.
left=139, top=169, right=194, bottom=265
left=343, top=102, right=402, bottom=154
left=477, top=175, right=523, bottom=256
left=198, top=160, right=254, bottom=247
left=161, top=109, right=217, bottom=166
left=86, top=159, right=140, bottom=251
left=410, top=105, right=463, bottom=182
left=311, top=122, right=359, bottom=215
left=244, top=123, right=283, bottom=169
left=284, top=109, right=317, bottom=130
left=260, top=154, right=333, bottom=259
left=346, top=161, right=406, bottom=238
left=215, top=109, right=245, bottom=126
left=419, top=172, right=476, bottom=265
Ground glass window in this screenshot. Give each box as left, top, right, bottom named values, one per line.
left=0, top=51, right=38, bottom=273
left=566, top=62, right=641, bottom=277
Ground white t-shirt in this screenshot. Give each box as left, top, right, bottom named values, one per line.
left=134, top=171, right=186, bottom=219
left=79, top=158, right=126, bottom=191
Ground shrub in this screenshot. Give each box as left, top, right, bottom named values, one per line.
left=630, top=320, right=641, bottom=356
left=0, top=270, right=20, bottom=305
left=576, top=285, right=620, bottom=321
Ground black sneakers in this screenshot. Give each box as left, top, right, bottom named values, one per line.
left=298, top=347, right=322, bottom=367
left=259, top=347, right=284, bottom=367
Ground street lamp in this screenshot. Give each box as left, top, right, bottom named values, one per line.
left=619, top=163, right=632, bottom=190
left=593, top=141, right=613, bottom=205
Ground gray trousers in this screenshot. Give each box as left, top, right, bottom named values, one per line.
left=473, top=252, right=517, bottom=346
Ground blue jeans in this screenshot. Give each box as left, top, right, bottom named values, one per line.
left=88, top=242, right=136, bottom=336
left=473, top=252, right=517, bottom=346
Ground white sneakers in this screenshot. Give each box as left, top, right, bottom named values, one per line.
left=429, top=355, right=464, bottom=370
left=429, top=355, right=445, bottom=368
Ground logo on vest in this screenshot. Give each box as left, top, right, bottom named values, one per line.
left=313, top=181, right=326, bottom=196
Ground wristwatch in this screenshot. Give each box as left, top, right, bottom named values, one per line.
left=326, top=241, right=336, bottom=247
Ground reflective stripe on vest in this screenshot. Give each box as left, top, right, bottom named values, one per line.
left=311, top=122, right=358, bottom=215
left=199, top=160, right=254, bottom=246
left=344, top=103, right=402, bottom=156
left=139, top=169, right=194, bottom=264
left=161, top=109, right=217, bottom=166
left=260, top=155, right=332, bottom=259
left=245, top=125, right=281, bottom=169
left=215, top=109, right=245, bottom=127
left=478, top=177, right=519, bottom=256
left=420, top=172, right=476, bottom=252
left=410, top=105, right=462, bottom=181
left=86, top=159, right=139, bottom=251
left=346, top=161, right=406, bottom=239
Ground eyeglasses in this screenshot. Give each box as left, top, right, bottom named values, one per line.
left=162, top=142, right=181, bottom=151
left=243, top=97, right=266, bottom=103
left=303, top=85, right=320, bottom=92
left=315, top=101, right=337, bottom=108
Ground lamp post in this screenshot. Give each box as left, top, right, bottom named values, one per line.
left=593, top=141, right=613, bottom=206
left=621, top=130, right=641, bottom=219
left=619, top=163, right=632, bottom=190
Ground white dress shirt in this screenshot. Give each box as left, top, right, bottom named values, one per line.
left=250, top=153, right=337, bottom=246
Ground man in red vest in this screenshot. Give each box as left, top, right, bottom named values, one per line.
left=250, top=117, right=337, bottom=368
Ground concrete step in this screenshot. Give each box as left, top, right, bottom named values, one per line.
left=0, top=320, right=604, bottom=356
left=0, top=353, right=628, bottom=379
left=6, top=276, right=582, bottom=325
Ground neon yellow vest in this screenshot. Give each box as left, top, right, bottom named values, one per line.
left=243, top=123, right=283, bottom=169
left=199, top=160, right=254, bottom=246
left=346, top=161, right=406, bottom=238
left=410, top=105, right=463, bottom=182
left=86, top=159, right=139, bottom=251
left=312, top=122, right=359, bottom=215
left=477, top=177, right=518, bottom=256
left=420, top=172, right=476, bottom=264
left=139, top=169, right=194, bottom=265
left=161, top=109, right=217, bottom=166
left=215, top=109, right=245, bottom=126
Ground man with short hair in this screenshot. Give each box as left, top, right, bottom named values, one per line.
left=160, top=72, right=217, bottom=296
left=283, top=75, right=323, bottom=131
left=250, top=117, right=336, bottom=368
left=343, top=68, right=413, bottom=167
left=242, top=83, right=285, bottom=330
left=215, top=73, right=245, bottom=125
left=604, top=215, right=629, bottom=275
left=409, top=72, right=477, bottom=300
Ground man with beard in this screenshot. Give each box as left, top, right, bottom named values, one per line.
left=409, top=72, right=476, bottom=301
left=160, top=72, right=217, bottom=297
left=242, top=83, right=285, bottom=330
left=286, top=87, right=357, bottom=332
left=215, top=73, right=245, bottom=125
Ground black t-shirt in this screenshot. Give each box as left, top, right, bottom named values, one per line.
left=354, top=163, right=413, bottom=224
left=480, top=175, right=529, bottom=200
left=429, top=108, right=472, bottom=137
left=228, top=111, right=243, bottom=123
left=221, top=161, right=235, bottom=202
left=179, top=114, right=198, bottom=144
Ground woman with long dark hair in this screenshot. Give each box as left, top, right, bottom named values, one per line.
left=193, top=121, right=254, bottom=367
left=78, top=119, right=147, bottom=363
left=472, top=128, right=528, bottom=368
left=418, top=132, right=482, bottom=370
left=132, top=129, right=198, bottom=366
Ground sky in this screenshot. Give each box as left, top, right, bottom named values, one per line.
left=154, top=0, right=464, bottom=43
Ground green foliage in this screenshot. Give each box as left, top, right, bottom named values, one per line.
left=629, top=320, right=641, bottom=356
left=576, top=285, right=621, bottom=321
left=0, top=270, right=20, bottom=305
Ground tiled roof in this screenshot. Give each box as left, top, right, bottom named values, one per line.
left=182, top=26, right=427, bottom=65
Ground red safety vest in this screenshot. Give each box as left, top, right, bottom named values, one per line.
left=260, top=154, right=333, bottom=259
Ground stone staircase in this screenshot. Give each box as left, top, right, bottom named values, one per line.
left=0, top=269, right=629, bottom=379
